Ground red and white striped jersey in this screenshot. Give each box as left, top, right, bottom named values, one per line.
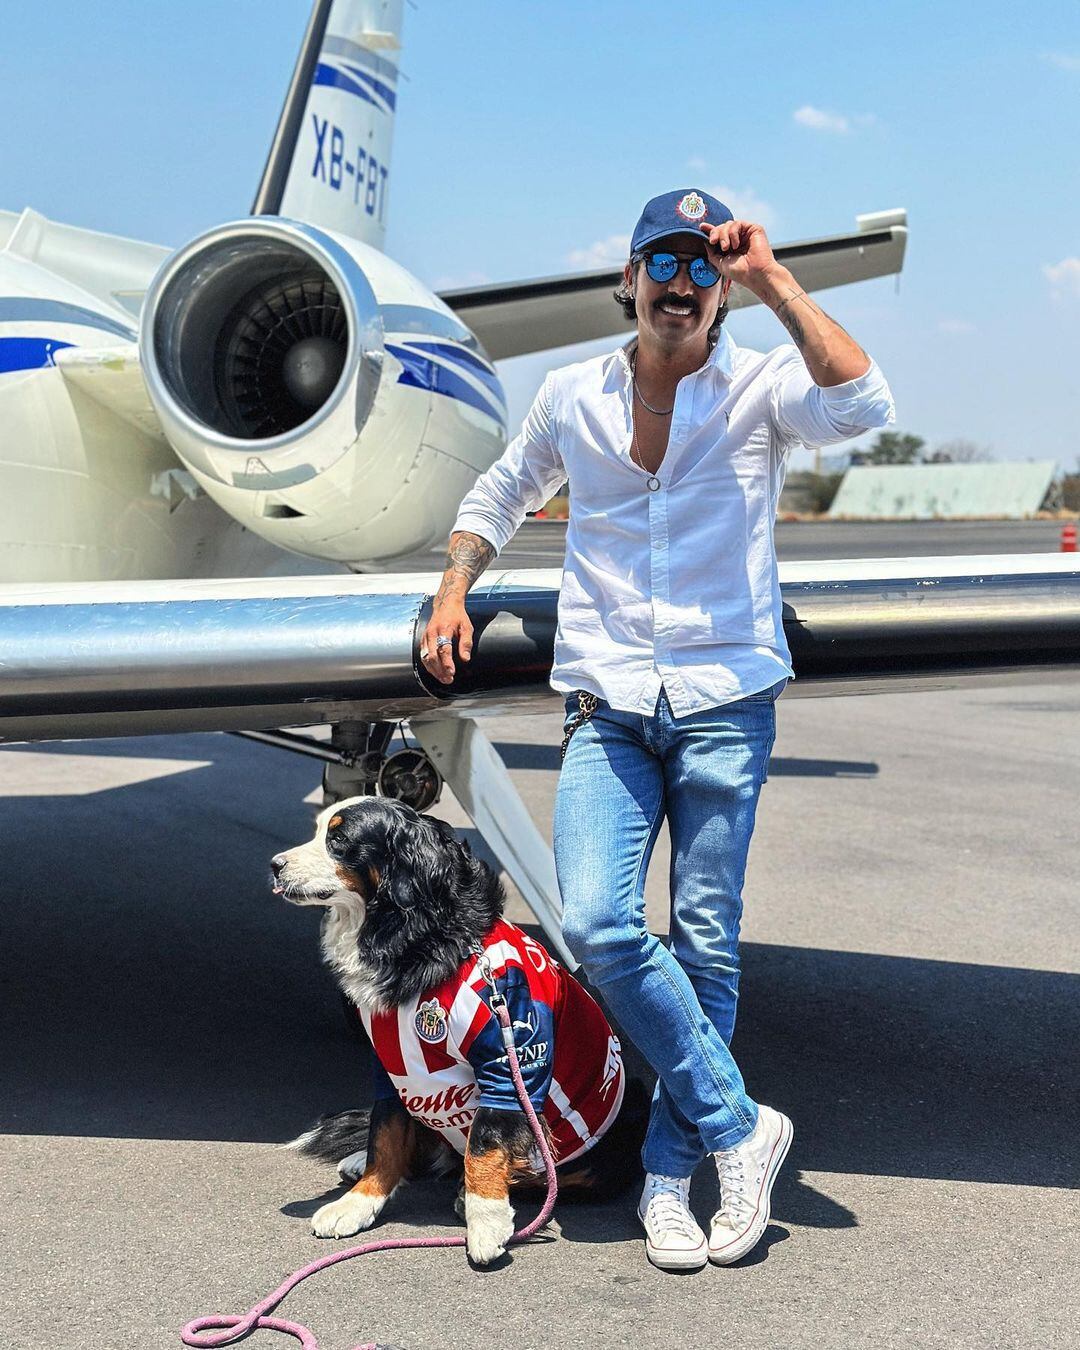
left=357, top=918, right=624, bottom=1163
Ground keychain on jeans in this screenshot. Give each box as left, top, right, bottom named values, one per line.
left=560, top=690, right=599, bottom=762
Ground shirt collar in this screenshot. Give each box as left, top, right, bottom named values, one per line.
left=708, top=327, right=736, bottom=380
left=611, top=326, right=736, bottom=387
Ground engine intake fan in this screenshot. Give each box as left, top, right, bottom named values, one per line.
left=217, top=271, right=347, bottom=438
left=139, top=217, right=383, bottom=491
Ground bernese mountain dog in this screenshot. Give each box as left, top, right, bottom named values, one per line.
left=272, top=796, right=644, bottom=1265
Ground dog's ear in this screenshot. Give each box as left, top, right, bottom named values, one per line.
left=375, top=813, right=458, bottom=918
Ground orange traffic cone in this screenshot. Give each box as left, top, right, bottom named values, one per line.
left=1062, top=523, right=1078, bottom=552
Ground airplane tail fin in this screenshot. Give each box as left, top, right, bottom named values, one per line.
left=252, top=0, right=403, bottom=252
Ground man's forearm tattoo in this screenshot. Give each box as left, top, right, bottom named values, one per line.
left=435, top=532, right=495, bottom=605
left=776, top=292, right=807, bottom=350
left=775, top=289, right=862, bottom=358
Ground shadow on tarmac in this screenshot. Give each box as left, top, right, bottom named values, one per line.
left=276, top=1170, right=836, bottom=1258
left=2, top=736, right=1075, bottom=1213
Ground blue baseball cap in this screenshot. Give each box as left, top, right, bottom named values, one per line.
left=630, top=189, right=734, bottom=255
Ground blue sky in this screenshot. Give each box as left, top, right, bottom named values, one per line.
left=2, top=1, right=1078, bottom=470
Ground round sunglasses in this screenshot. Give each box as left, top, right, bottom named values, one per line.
left=637, top=251, right=722, bottom=288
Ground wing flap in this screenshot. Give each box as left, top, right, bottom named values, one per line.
left=440, top=210, right=908, bottom=360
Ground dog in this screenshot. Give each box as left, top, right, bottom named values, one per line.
left=272, top=795, right=644, bottom=1265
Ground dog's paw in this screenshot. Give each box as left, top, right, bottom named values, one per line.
left=311, top=1190, right=384, bottom=1238
left=465, top=1194, right=515, bottom=1265
left=453, top=1186, right=467, bottom=1223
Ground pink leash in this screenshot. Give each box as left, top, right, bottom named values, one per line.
left=180, top=996, right=558, bottom=1350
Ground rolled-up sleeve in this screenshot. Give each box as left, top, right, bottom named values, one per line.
left=768, top=348, right=895, bottom=450
left=451, top=373, right=567, bottom=555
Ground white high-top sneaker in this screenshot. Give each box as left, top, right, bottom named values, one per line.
left=637, top=1173, right=708, bottom=1271
left=708, top=1104, right=793, bottom=1265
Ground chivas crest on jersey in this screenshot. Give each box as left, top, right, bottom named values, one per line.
left=415, top=997, right=448, bottom=1043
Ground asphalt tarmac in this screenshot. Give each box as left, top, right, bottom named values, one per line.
left=415, top=517, right=1077, bottom=567
left=2, top=522, right=1078, bottom=1350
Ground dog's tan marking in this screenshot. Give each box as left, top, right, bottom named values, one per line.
left=328, top=814, right=344, bottom=829
left=368, top=865, right=380, bottom=890
left=464, top=1147, right=512, bottom=1200
left=334, top=864, right=367, bottom=895
left=353, top=1113, right=415, bottom=1198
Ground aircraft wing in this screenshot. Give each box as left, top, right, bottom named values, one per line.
left=53, top=341, right=169, bottom=445
left=1, top=552, right=1077, bottom=746
left=439, top=209, right=908, bottom=360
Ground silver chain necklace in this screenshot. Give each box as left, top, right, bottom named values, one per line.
left=630, top=353, right=674, bottom=417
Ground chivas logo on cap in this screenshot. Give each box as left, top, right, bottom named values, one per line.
left=675, top=191, right=708, bottom=222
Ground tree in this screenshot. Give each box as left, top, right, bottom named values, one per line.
left=850, top=432, right=925, bottom=466
left=923, top=439, right=991, bottom=464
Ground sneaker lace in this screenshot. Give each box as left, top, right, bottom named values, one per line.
left=714, top=1150, right=753, bottom=1216
left=646, top=1176, right=699, bottom=1239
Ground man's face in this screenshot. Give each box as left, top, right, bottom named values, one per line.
left=624, top=232, right=730, bottom=351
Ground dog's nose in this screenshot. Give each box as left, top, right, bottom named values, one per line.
left=270, top=853, right=287, bottom=877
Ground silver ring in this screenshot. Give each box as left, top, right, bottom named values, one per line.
left=420, top=647, right=430, bottom=659
left=435, top=635, right=453, bottom=647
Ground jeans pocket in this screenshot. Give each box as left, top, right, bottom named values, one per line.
left=740, top=678, right=787, bottom=706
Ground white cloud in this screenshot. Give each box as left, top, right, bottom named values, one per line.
left=567, top=233, right=631, bottom=269
left=707, top=185, right=779, bottom=231
left=686, top=154, right=707, bottom=172
left=1043, top=51, right=1080, bottom=72
left=937, top=318, right=978, bottom=335
left=1044, top=257, right=1080, bottom=300
left=793, top=104, right=850, bottom=134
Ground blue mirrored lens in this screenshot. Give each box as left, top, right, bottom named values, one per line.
left=645, top=253, right=678, bottom=282
left=688, top=257, right=720, bottom=287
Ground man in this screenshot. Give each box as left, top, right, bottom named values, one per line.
left=420, top=189, right=894, bottom=1270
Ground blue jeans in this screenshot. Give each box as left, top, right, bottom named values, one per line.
left=553, top=680, right=783, bottom=1177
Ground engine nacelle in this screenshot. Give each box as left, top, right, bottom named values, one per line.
left=139, top=217, right=506, bottom=567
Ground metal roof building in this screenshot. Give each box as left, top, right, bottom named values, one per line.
left=828, top=462, right=1058, bottom=520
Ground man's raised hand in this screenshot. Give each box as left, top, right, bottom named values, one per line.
left=698, top=219, right=778, bottom=293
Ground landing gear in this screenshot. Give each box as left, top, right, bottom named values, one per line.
left=319, top=720, right=394, bottom=803
left=376, top=747, right=442, bottom=811
left=320, top=721, right=443, bottom=809
left=233, top=720, right=444, bottom=810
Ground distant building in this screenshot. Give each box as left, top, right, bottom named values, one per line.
left=827, top=462, right=1058, bottom=520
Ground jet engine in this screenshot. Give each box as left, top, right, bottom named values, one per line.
left=139, top=217, right=506, bottom=567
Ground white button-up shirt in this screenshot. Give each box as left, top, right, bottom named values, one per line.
left=453, top=328, right=894, bottom=716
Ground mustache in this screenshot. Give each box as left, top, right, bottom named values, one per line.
left=653, top=293, right=699, bottom=315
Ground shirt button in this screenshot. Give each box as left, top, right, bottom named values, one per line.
left=646, top=476, right=661, bottom=491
